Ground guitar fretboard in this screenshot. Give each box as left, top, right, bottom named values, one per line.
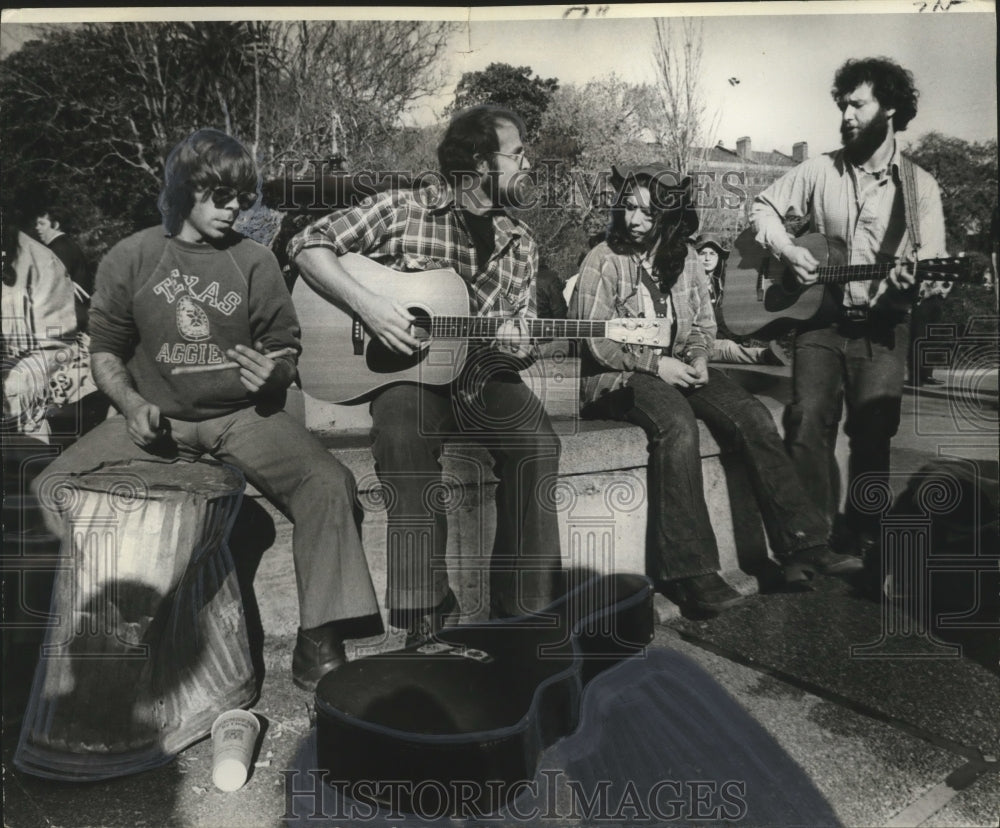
left=428, top=317, right=616, bottom=339
left=815, top=264, right=893, bottom=284
left=814, top=260, right=970, bottom=285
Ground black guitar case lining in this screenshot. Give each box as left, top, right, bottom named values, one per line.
left=314, top=573, right=654, bottom=816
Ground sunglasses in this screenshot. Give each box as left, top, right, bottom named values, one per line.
left=209, top=186, right=257, bottom=211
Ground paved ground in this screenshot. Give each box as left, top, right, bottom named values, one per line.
left=3, top=368, right=997, bottom=828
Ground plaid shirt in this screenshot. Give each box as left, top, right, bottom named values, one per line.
left=750, top=145, right=947, bottom=310
left=575, top=241, right=716, bottom=405
left=287, top=184, right=537, bottom=319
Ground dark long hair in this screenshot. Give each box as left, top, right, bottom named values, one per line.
left=157, top=128, right=258, bottom=236
left=606, top=174, right=699, bottom=292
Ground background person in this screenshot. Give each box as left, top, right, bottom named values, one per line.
left=694, top=233, right=788, bottom=366
left=2, top=220, right=99, bottom=443
left=35, top=205, right=93, bottom=331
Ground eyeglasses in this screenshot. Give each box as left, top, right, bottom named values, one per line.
left=493, top=150, right=528, bottom=168
left=209, top=186, right=257, bottom=211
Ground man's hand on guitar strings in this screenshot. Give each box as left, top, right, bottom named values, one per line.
left=494, top=318, right=532, bottom=360
left=356, top=288, right=423, bottom=355
left=887, top=253, right=918, bottom=292
left=782, top=245, right=820, bottom=285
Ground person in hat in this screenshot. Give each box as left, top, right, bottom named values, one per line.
left=693, top=233, right=788, bottom=366
left=574, top=164, right=861, bottom=611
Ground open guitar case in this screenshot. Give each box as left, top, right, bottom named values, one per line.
left=313, top=573, right=655, bottom=818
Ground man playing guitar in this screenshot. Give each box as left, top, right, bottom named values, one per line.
left=289, top=105, right=562, bottom=642
left=750, top=57, right=948, bottom=570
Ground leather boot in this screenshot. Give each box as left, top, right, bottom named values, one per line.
left=292, top=624, right=347, bottom=692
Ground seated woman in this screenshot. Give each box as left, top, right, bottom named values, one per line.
left=574, top=164, right=861, bottom=612
left=2, top=221, right=102, bottom=444
left=694, top=233, right=788, bottom=366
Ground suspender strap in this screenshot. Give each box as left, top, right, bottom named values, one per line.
left=899, top=154, right=922, bottom=253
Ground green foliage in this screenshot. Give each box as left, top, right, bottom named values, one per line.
left=450, top=63, right=558, bottom=139
left=907, top=131, right=998, bottom=253
left=1, top=20, right=455, bottom=266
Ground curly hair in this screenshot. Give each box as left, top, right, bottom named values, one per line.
left=437, top=105, right=527, bottom=185
left=606, top=173, right=699, bottom=292
left=832, top=57, right=919, bottom=132
left=157, top=129, right=259, bottom=236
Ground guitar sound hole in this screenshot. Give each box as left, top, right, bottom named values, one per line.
left=365, top=310, right=433, bottom=375
left=409, top=309, right=432, bottom=343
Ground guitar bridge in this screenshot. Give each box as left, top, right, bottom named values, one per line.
left=757, top=260, right=768, bottom=302
left=351, top=314, right=364, bottom=355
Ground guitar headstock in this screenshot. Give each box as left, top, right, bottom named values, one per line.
left=917, top=256, right=979, bottom=283
left=604, top=318, right=670, bottom=347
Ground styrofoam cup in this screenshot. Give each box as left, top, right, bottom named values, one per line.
left=211, top=709, right=260, bottom=792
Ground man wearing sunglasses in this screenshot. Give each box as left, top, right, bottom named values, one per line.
left=290, top=105, right=563, bottom=644
left=35, top=128, right=380, bottom=692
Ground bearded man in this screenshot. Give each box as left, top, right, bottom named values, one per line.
left=290, top=105, right=562, bottom=641
left=750, top=58, right=947, bottom=566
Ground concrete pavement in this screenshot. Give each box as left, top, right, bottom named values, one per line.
left=3, top=370, right=997, bottom=827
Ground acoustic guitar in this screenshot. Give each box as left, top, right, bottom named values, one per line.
left=290, top=253, right=668, bottom=403
left=314, top=573, right=654, bottom=818
left=721, top=227, right=977, bottom=338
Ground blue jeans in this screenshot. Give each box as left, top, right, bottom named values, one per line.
left=783, top=318, right=910, bottom=539
left=34, top=406, right=379, bottom=629
left=369, top=370, right=562, bottom=618
left=586, top=369, right=828, bottom=582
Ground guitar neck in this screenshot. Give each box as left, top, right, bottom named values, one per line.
left=815, top=263, right=892, bottom=284
left=429, top=317, right=615, bottom=339
left=815, top=263, right=961, bottom=284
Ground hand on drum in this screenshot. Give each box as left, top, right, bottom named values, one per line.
left=125, top=400, right=168, bottom=448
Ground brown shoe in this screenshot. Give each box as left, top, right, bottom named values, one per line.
left=292, top=625, right=347, bottom=692
left=662, top=573, right=744, bottom=615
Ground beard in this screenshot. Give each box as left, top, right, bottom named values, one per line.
left=482, top=168, right=536, bottom=211
left=841, top=108, right=891, bottom=163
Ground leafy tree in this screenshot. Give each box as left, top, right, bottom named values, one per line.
left=450, top=63, right=558, bottom=139
left=906, top=131, right=998, bottom=253
left=263, top=20, right=456, bottom=175
left=1, top=20, right=456, bottom=256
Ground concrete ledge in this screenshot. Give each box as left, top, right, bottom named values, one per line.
left=248, top=362, right=824, bottom=637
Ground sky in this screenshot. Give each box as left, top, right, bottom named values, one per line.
left=2, top=2, right=996, bottom=158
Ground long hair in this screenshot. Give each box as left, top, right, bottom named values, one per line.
left=437, top=105, right=527, bottom=186
left=606, top=174, right=699, bottom=292
left=157, top=129, right=258, bottom=236
left=832, top=57, right=919, bottom=132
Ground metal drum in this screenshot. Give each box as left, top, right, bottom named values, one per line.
left=15, top=459, right=256, bottom=780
